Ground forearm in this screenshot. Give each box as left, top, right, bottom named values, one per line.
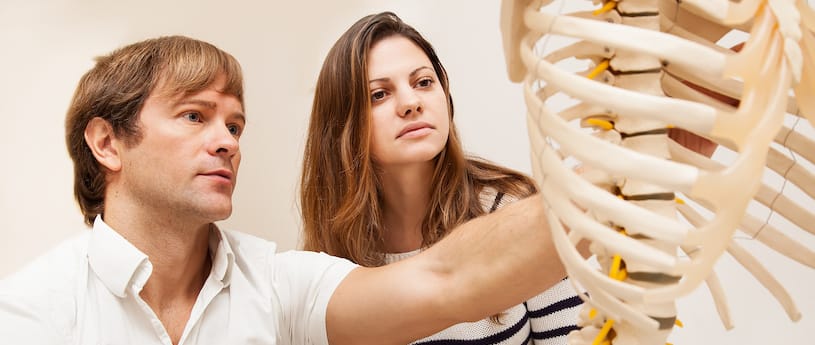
left=326, top=260, right=457, bottom=345
left=326, top=193, right=566, bottom=345
left=424, top=193, right=566, bottom=322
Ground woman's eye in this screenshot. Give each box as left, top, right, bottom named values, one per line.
left=371, top=90, right=386, bottom=101
left=183, top=112, right=202, bottom=122
left=417, top=78, right=433, bottom=88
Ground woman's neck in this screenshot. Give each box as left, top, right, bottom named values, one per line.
left=378, top=162, right=434, bottom=253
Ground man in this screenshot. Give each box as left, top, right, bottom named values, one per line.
left=0, top=36, right=566, bottom=345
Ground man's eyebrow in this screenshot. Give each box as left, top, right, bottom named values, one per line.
left=369, top=66, right=434, bottom=84
left=174, top=99, right=217, bottom=109
left=173, top=98, right=246, bottom=121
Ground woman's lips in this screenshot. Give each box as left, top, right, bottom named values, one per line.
left=397, top=122, right=433, bottom=138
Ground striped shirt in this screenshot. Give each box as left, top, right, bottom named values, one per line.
left=384, top=188, right=583, bottom=345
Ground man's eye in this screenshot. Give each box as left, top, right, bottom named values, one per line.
left=227, top=124, right=242, bottom=136
left=183, top=112, right=201, bottom=122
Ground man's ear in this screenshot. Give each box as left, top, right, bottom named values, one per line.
left=84, top=117, right=122, bottom=172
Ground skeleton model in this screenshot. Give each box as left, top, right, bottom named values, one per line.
left=499, top=0, right=815, bottom=344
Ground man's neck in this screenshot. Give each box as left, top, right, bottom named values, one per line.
left=137, top=228, right=212, bottom=302
left=102, top=206, right=214, bottom=345
left=103, top=208, right=213, bottom=291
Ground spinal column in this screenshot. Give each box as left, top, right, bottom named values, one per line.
left=500, top=0, right=815, bottom=344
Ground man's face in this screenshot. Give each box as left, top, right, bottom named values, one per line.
left=115, top=75, right=245, bottom=223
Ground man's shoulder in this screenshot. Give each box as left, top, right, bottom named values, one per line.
left=219, top=229, right=351, bottom=268
left=0, top=232, right=89, bottom=337
left=216, top=228, right=356, bottom=286
left=1, top=232, right=90, bottom=293
left=219, top=229, right=280, bottom=265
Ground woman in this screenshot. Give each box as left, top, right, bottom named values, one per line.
left=301, top=12, right=582, bottom=344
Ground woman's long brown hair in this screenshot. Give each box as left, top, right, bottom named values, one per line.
left=300, top=12, right=537, bottom=267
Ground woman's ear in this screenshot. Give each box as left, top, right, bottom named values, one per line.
left=84, top=117, right=122, bottom=172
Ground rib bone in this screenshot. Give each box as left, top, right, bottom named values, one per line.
left=500, top=0, right=815, bottom=344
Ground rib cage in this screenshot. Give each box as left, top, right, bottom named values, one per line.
left=499, top=0, right=815, bottom=344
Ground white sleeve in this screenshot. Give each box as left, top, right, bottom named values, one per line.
left=272, top=250, right=358, bottom=345
left=0, top=282, right=67, bottom=344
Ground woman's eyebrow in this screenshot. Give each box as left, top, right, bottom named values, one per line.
left=369, top=66, right=434, bottom=84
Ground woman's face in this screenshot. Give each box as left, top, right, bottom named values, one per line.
left=366, top=35, right=450, bottom=169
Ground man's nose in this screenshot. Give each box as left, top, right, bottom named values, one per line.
left=210, top=124, right=239, bottom=157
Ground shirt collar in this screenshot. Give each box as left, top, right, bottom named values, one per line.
left=208, top=224, right=235, bottom=288
left=87, top=216, right=236, bottom=297
left=88, top=216, right=151, bottom=298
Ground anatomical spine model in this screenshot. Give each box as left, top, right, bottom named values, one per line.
left=500, top=0, right=815, bottom=344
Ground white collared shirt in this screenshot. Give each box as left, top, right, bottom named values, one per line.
left=0, top=217, right=357, bottom=345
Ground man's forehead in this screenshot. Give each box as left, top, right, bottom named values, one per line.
left=151, top=85, right=243, bottom=106
left=152, top=72, right=241, bottom=98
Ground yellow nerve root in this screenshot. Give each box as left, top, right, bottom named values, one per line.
left=593, top=1, right=617, bottom=16
left=616, top=268, right=628, bottom=281
left=593, top=229, right=630, bottom=344
left=592, top=319, right=616, bottom=345
left=609, top=255, right=623, bottom=278
left=586, top=118, right=615, bottom=130
left=587, top=60, right=611, bottom=80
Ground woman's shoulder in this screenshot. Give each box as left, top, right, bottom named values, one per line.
left=478, top=186, right=521, bottom=213
left=383, top=248, right=422, bottom=264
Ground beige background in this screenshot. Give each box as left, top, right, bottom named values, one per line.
left=0, top=1, right=813, bottom=344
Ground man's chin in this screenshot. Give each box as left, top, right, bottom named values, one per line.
left=196, top=201, right=233, bottom=223
left=212, top=206, right=233, bottom=221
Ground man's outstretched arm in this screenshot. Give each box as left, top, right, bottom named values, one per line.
left=326, top=194, right=569, bottom=345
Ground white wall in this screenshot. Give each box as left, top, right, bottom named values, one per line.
left=0, top=1, right=812, bottom=344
